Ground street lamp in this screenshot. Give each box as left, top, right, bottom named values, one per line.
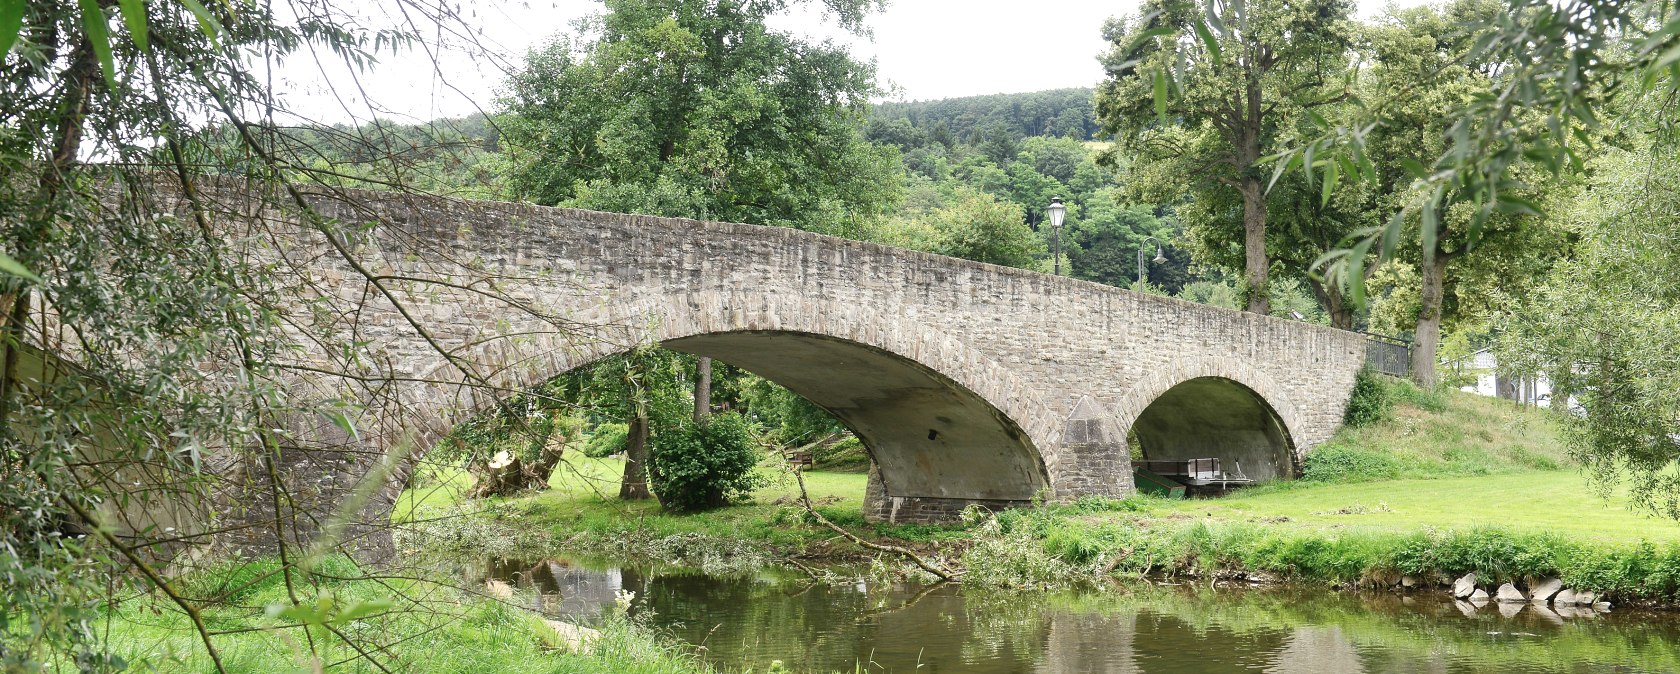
left=1137, top=236, right=1167, bottom=286
left=1047, top=197, right=1066, bottom=275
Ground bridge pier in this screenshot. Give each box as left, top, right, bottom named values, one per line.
left=861, top=463, right=1031, bottom=524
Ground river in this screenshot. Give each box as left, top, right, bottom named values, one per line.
left=477, top=556, right=1680, bottom=673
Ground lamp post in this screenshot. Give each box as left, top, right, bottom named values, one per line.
left=1047, top=197, right=1066, bottom=275
left=1137, top=236, right=1167, bottom=286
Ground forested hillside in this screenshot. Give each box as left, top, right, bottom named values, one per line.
left=869, top=87, right=1097, bottom=143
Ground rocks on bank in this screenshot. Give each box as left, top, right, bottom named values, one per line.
left=1445, top=573, right=1611, bottom=615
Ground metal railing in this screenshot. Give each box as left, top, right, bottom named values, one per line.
left=1363, top=332, right=1412, bottom=377
left=1134, top=458, right=1252, bottom=488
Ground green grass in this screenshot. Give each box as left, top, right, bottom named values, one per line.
left=91, top=557, right=715, bottom=674
left=970, top=499, right=1680, bottom=602
left=519, top=457, right=876, bottom=549
left=395, top=455, right=939, bottom=557
left=402, top=385, right=1607, bottom=549
left=1302, top=381, right=1571, bottom=482
left=1158, top=471, right=1680, bottom=544
left=954, top=386, right=1680, bottom=600
left=395, top=465, right=476, bottom=522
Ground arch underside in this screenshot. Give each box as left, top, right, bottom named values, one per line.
left=1132, top=376, right=1297, bottom=482
left=663, top=331, right=1047, bottom=500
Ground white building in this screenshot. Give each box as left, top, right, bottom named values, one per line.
left=1454, top=349, right=1554, bottom=408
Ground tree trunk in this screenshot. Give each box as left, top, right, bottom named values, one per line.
left=3, top=41, right=96, bottom=432
left=619, top=407, right=652, bottom=500
left=1411, top=251, right=1448, bottom=387
left=1239, top=176, right=1270, bottom=315
left=693, top=356, right=711, bottom=424
left=1306, top=277, right=1355, bottom=330
left=467, top=427, right=568, bottom=498
left=468, top=451, right=525, bottom=498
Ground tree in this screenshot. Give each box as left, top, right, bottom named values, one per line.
left=1099, top=0, right=1680, bottom=508
left=1501, top=137, right=1680, bottom=518
left=1170, top=156, right=1375, bottom=329
left=871, top=88, right=1097, bottom=143
left=499, top=0, right=897, bottom=428
left=1066, top=195, right=1189, bottom=292
left=565, top=349, right=691, bottom=500
left=1354, top=0, right=1557, bottom=384
left=498, top=0, right=900, bottom=239
left=1004, top=161, right=1067, bottom=230
left=1251, top=0, right=1680, bottom=325
left=1095, top=0, right=1355, bottom=314
left=445, top=389, right=583, bottom=498
left=978, top=123, right=1021, bottom=166
left=737, top=373, right=845, bottom=445
left=923, top=187, right=1047, bottom=268
left=1, top=0, right=541, bottom=669
left=1019, top=136, right=1088, bottom=185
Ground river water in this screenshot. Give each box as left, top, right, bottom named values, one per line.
left=478, top=556, right=1680, bottom=673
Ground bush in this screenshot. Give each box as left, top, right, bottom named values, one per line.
left=1343, top=368, right=1393, bottom=427
left=1300, top=444, right=1403, bottom=483
left=1060, top=496, right=1150, bottom=514
left=648, top=412, right=766, bottom=512
left=584, top=422, right=629, bottom=457
left=1389, top=378, right=1450, bottom=412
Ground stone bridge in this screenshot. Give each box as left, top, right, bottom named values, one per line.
left=183, top=184, right=1366, bottom=533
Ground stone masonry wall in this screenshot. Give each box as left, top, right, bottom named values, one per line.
left=188, top=182, right=1368, bottom=524
left=862, top=465, right=1026, bottom=524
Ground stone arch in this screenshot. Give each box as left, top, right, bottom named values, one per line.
left=1111, top=357, right=1307, bottom=482
left=414, top=289, right=1063, bottom=503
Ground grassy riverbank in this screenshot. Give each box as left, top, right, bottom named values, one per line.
left=402, top=381, right=1680, bottom=604
left=1156, top=471, right=1680, bottom=544
left=957, top=382, right=1680, bottom=603
left=91, top=556, right=716, bottom=674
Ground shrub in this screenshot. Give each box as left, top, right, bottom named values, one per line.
left=584, top=422, right=629, bottom=458
left=1041, top=522, right=1123, bottom=565
left=1300, top=444, right=1402, bottom=482
left=1389, top=532, right=1439, bottom=576
left=1389, top=377, right=1449, bottom=412
left=1421, top=529, right=1570, bottom=583
left=1062, top=495, right=1149, bottom=514
left=1343, top=368, right=1393, bottom=427
left=648, top=412, right=766, bottom=512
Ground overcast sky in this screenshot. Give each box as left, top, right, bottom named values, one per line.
left=274, top=0, right=1411, bottom=125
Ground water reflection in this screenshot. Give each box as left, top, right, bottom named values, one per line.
left=477, top=557, right=1680, bottom=673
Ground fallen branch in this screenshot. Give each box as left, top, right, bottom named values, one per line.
left=859, top=580, right=945, bottom=619
left=1101, top=546, right=1136, bottom=575
left=792, top=469, right=959, bottom=582
left=784, top=556, right=822, bottom=582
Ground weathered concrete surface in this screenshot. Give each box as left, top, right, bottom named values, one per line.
left=665, top=332, right=1044, bottom=500
left=178, top=183, right=1367, bottom=527
left=1130, top=376, right=1296, bottom=481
